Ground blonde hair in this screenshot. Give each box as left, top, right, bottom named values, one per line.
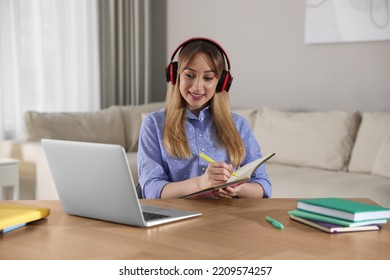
left=163, top=40, right=245, bottom=167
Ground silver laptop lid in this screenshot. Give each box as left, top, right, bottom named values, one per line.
left=41, top=139, right=201, bottom=227
left=42, top=139, right=147, bottom=226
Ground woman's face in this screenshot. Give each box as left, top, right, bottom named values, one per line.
left=179, top=53, right=218, bottom=116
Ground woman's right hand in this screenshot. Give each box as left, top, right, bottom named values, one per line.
left=199, top=161, right=235, bottom=189
left=161, top=161, right=236, bottom=199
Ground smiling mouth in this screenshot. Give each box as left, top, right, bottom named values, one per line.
left=189, top=92, right=204, bottom=100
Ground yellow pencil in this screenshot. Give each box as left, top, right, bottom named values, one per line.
left=199, top=153, right=238, bottom=177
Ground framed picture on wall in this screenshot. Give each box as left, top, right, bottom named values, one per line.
left=305, top=0, right=390, bottom=44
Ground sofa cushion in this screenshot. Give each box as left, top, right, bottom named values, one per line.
left=253, top=107, right=360, bottom=171
left=348, top=112, right=390, bottom=173
left=268, top=163, right=390, bottom=208
left=24, top=107, right=126, bottom=147
left=372, top=135, right=390, bottom=179
left=119, top=102, right=165, bottom=152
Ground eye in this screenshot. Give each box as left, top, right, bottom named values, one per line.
left=183, top=71, right=194, bottom=79
left=203, top=76, right=214, bottom=81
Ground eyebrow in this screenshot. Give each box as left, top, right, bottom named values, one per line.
left=184, top=67, right=216, bottom=74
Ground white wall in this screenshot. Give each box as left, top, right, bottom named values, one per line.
left=165, top=0, right=390, bottom=111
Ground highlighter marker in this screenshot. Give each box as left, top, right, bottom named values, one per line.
left=266, top=216, right=284, bottom=230
left=199, top=153, right=238, bottom=176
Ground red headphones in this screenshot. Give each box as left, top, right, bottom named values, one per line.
left=165, top=37, right=233, bottom=93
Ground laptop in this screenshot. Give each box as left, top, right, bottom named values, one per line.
left=41, top=139, right=201, bottom=227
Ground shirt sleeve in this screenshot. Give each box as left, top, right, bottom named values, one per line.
left=235, top=115, right=272, bottom=198
left=137, top=113, right=170, bottom=199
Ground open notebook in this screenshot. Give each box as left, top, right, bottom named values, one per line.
left=182, top=153, right=275, bottom=199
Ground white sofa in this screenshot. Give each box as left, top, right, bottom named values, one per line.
left=1, top=103, right=389, bottom=207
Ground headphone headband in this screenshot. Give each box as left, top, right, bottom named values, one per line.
left=169, top=37, right=231, bottom=71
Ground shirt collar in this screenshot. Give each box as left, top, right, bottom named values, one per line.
left=186, top=105, right=211, bottom=120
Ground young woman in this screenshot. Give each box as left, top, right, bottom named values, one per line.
left=137, top=37, right=271, bottom=199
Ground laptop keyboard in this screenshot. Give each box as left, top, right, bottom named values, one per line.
left=143, top=211, right=171, bottom=221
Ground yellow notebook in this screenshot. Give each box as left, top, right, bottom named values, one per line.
left=0, top=204, right=50, bottom=233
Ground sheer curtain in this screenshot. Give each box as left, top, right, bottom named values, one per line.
left=0, top=0, right=100, bottom=140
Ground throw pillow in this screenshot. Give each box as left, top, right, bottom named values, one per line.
left=253, top=107, right=360, bottom=171
left=348, top=112, right=390, bottom=173
left=372, top=135, right=390, bottom=179
left=120, top=102, right=165, bottom=152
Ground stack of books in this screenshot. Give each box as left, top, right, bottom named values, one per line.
left=288, top=198, right=390, bottom=233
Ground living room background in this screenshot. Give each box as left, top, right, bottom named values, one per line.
left=1, top=0, right=389, bottom=141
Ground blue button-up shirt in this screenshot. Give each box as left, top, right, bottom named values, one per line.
left=137, top=106, right=272, bottom=199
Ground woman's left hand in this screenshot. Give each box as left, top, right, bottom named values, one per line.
left=213, top=186, right=241, bottom=199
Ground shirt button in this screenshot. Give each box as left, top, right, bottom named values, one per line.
left=198, top=134, right=202, bottom=137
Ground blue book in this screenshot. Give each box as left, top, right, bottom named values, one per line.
left=2, top=223, right=27, bottom=233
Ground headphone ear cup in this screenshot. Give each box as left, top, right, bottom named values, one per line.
left=165, top=64, right=171, bottom=83
left=225, top=72, right=232, bottom=92
left=166, top=62, right=178, bottom=84
left=216, top=70, right=233, bottom=93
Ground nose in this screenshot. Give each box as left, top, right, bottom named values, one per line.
left=191, top=77, right=204, bottom=93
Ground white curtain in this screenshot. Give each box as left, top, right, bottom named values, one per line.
left=0, top=0, right=100, bottom=140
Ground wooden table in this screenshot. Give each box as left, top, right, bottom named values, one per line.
left=1, top=199, right=389, bottom=260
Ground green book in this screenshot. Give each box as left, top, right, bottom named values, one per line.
left=288, top=209, right=388, bottom=227
left=297, top=198, right=390, bottom=222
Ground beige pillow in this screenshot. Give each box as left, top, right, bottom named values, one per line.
left=24, top=106, right=126, bottom=147
left=232, top=108, right=258, bottom=130
left=119, top=102, right=165, bottom=152
left=348, top=112, right=390, bottom=173
left=372, top=135, right=390, bottom=179
left=253, top=107, right=360, bottom=171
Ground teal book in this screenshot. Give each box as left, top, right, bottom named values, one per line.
left=297, top=198, right=390, bottom=222
left=288, top=209, right=388, bottom=227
